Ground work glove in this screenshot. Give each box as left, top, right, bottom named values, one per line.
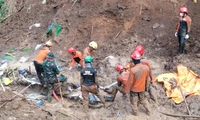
left=185, top=33, right=189, bottom=39
left=69, top=67, right=72, bottom=70
left=175, top=32, right=178, bottom=37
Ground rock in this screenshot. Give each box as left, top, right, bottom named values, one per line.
left=142, top=16, right=151, bottom=21
left=152, top=23, right=160, bottom=29
left=196, top=54, right=200, bottom=58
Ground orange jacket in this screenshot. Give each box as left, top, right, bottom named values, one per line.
left=83, top=47, right=93, bottom=59
left=176, top=16, right=192, bottom=33
left=126, top=59, right=154, bottom=82
left=125, top=63, right=149, bottom=93
left=70, top=51, right=83, bottom=67
left=117, top=71, right=129, bottom=87
left=34, top=47, right=50, bottom=64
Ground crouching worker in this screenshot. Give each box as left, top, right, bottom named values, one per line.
left=43, top=52, right=60, bottom=103
left=105, top=65, right=129, bottom=102
left=81, top=56, right=106, bottom=112
left=125, top=51, right=151, bottom=116
left=68, top=47, right=83, bottom=70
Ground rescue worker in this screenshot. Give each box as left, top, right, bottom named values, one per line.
left=68, top=47, right=83, bottom=70
left=126, top=45, right=157, bottom=102
left=175, top=7, right=192, bottom=55
left=34, top=41, right=52, bottom=85
left=82, top=41, right=98, bottom=68
left=80, top=56, right=106, bottom=112
left=43, top=52, right=60, bottom=103
left=125, top=51, right=151, bottom=116
left=104, top=65, right=129, bottom=102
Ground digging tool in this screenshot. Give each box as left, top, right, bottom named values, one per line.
left=0, top=84, right=32, bottom=108
left=58, top=78, right=64, bottom=106
left=178, top=85, right=191, bottom=115
left=99, top=81, right=118, bottom=90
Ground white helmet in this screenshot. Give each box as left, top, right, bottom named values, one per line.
left=89, top=41, right=98, bottom=49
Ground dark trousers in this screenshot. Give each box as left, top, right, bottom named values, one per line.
left=33, top=61, right=44, bottom=85
left=178, top=35, right=185, bottom=54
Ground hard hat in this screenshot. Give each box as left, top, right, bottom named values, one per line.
left=68, top=47, right=75, bottom=53
left=89, top=41, right=98, bottom=49
left=134, top=45, right=144, bottom=55
left=84, top=56, right=92, bottom=63
left=116, top=65, right=125, bottom=71
left=131, top=51, right=141, bottom=60
left=46, top=52, right=55, bottom=59
left=179, top=7, right=188, bottom=14
left=3, top=77, right=12, bottom=85
left=45, top=41, right=52, bottom=47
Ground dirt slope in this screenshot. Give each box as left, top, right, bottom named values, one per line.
left=0, top=0, right=200, bottom=120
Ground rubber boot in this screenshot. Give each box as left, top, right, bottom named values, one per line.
left=180, top=44, right=185, bottom=54
left=141, top=99, right=151, bottom=116
left=105, top=96, right=114, bottom=102
left=149, top=88, right=158, bottom=103
left=130, top=97, right=138, bottom=116
left=83, top=104, right=90, bottom=112
left=48, top=97, right=52, bottom=103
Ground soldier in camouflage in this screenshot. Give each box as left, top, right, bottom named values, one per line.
left=43, top=52, right=60, bottom=103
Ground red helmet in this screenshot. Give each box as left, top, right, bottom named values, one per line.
left=179, top=7, right=188, bottom=13
left=134, top=45, right=144, bottom=55
left=68, top=47, right=75, bottom=53
left=131, top=51, right=141, bottom=60
left=116, top=65, right=125, bottom=71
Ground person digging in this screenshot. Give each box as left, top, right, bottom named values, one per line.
left=80, top=56, right=107, bottom=112
left=68, top=47, right=83, bottom=70
left=43, top=52, right=60, bottom=103
left=104, top=65, right=129, bottom=102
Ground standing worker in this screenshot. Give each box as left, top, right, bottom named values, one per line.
left=105, top=65, right=129, bottom=102
left=125, top=51, right=151, bottom=116
left=34, top=41, right=52, bottom=85
left=82, top=41, right=98, bottom=68
left=68, top=47, right=83, bottom=70
left=175, top=7, right=192, bottom=55
left=80, top=56, right=106, bottom=112
left=43, top=52, right=60, bottom=103
left=126, top=45, right=157, bottom=102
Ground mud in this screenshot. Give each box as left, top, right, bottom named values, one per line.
left=0, top=0, right=200, bottom=120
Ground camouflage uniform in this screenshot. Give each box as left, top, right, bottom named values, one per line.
left=43, top=60, right=60, bottom=102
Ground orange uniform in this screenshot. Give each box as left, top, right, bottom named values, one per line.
left=126, top=59, right=154, bottom=82
left=82, top=47, right=93, bottom=68
left=176, top=16, right=192, bottom=33
left=34, top=47, right=50, bottom=64
left=117, top=71, right=129, bottom=87
left=125, top=63, right=149, bottom=93
left=70, top=51, right=83, bottom=67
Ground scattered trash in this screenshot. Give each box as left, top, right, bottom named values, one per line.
left=8, top=48, right=17, bottom=53
left=117, top=113, right=122, bottom=117
left=35, top=44, right=42, bottom=50
left=29, top=23, right=41, bottom=29
left=23, top=48, right=31, bottom=53
left=62, top=115, right=66, bottom=118
left=76, top=83, right=80, bottom=88
left=0, top=62, right=7, bottom=70
left=19, top=57, right=29, bottom=63
left=45, top=22, right=54, bottom=37
left=3, top=55, right=16, bottom=60
left=36, top=100, right=43, bottom=106
left=105, top=56, right=116, bottom=60
left=55, top=24, right=62, bottom=35
left=71, top=0, right=78, bottom=9
left=193, top=0, right=197, bottom=3
left=57, top=66, right=62, bottom=71
left=0, top=71, right=5, bottom=91
left=18, top=68, right=28, bottom=74
left=19, top=74, right=41, bottom=85
left=53, top=90, right=61, bottom=102
left=42, top=0, right=46, bottom=4
left=3, top=77, right=12, bottom=85
left=1, top=60, right=7, bottom=65
left=89, top=94, right=101, bottom=105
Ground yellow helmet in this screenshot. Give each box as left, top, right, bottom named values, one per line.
left=45, top=41, right=52, bottom=47
left=89, top=41, right=97, bottom=49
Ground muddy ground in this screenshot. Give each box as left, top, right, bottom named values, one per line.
left=0, top=0, right=200, bottom=120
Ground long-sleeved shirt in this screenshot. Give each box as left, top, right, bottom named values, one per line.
left=70, top=51, right=83, bottom=67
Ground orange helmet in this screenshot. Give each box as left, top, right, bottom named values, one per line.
left=179, top=7, right=188, bottom=14
left=131, top=51, right=141, bottom=60
left=68, top=47, right=75, bottom=53
left=134, top=45, right=144, bottom=55
left=116, top=65, right=125, bottom=71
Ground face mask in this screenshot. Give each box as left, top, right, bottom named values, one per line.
left=180, top=13, right=184, bottom=17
